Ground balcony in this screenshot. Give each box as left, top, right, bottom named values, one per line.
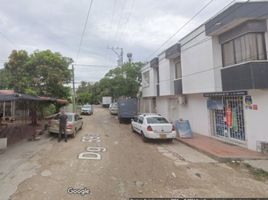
left=174, top=79, right=182, bottom=94
left=221, top=61, right=268, bottom=91
left=165, top=43, right=181, bottom=59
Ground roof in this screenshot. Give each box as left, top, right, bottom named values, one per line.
left=205, top=1, right=268, bottom=36
left=0, top=93, right=68, bottom=104
left=0, top=90, right=15, bottom=95
left=0, top=93, right=41, bottom=102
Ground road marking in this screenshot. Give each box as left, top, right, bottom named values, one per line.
left=86, top=147, right=106, bottom=152
left=78, top=152, right=101, bottom=160
left=78, top=134, right=106, bottom=161
left=81, top=136, right=101, bottom=143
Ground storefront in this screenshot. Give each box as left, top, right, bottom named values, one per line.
left=205, top=91, right=247, bottom=144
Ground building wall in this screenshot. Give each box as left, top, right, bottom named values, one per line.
left=156, top=97, right=169, bottom=120
left=158, top=53, right=173, bottom=96
left=244, top=90, right=268, bottom=151
left=180, top=25, right=222, bottom=94
left=178, top=94, right=210, bottom=136
left=141, top=64, right=156, bottom=98
left=264, top=19, right=268, bottom=58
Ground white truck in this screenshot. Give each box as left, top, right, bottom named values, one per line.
left=102, top=96, right=112, bottom=108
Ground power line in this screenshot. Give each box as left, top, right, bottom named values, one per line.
left=113, top=0, right=128, bottom=44
left=76, top=0, right=94, bottom=62
left=180, top=0, right=268, bottom=52
left=73, top=64, right=113, bottom=68
left=180, top=0, right=250, bottom=49
left=0, top=32, right=18, bottom=48
left=145, top=0, right=215, bottom=61
left=116, top=0, right=136, bottom=45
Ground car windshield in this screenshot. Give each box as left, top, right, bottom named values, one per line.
left=83, top=105, right=91, bottom=108
left=146, top=117, right=169, bottom=124
left=66, top=114, right=73, bottom=122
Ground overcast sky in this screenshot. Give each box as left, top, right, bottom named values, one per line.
left=0, top=0, right=248, bottom=84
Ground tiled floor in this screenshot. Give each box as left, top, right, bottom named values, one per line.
left=177, top=133, right=268, bottom=161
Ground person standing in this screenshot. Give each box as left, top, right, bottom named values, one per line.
left=59, top=110, right=68, bottom=142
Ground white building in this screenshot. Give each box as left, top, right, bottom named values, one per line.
left=140, top=1, right=268, bottom=152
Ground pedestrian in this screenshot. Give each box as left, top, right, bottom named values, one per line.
left=58, top=109, right=68, bottom=142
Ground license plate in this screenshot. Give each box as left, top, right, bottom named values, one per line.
left=159, top=133, right=167, bottom=138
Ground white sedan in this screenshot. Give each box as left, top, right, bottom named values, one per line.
left=131, top=113, right=176, bottom=142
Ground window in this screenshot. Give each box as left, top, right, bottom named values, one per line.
left=146, top=117, right=169, bottom=124
left=138, top=117, right=144, bottom=124
left=222, top=33, right=266, bottom=67
left=175, top=62, right=182, bottom=79
left=142, top=71, right=150, bottom=87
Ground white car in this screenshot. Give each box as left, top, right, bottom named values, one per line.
left=81, top=104, right=93, bottom=115
left=109, top=102, right=118, bottom=115
left=131, top=113, right=176, bottom=142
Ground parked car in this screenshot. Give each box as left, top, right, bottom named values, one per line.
left=48, top=112, right=83, bottom=138
left=118, top=97, right=138, bottom=123
left=131, top=113, right=176, bottom=142
left=109, top=102, right=118, bottom=115
left=81, top=104, right=93, bottom=115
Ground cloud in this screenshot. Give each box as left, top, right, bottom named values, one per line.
left=0, top=0, right=238, bottom=82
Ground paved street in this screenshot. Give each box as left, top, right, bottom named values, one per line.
left=1, top=106, right=268, bottom=200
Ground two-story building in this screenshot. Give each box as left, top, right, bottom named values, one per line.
left=140, top=1, right=268, bottom=152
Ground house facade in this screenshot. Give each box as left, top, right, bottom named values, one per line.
left=140, top=1, right=268, bottom=152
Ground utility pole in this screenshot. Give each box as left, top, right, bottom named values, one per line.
left=127, top=53, right=132, bottom=63
left=72, top=64, right=76, bottom=112
left=108, top=47, right=123, bottom=66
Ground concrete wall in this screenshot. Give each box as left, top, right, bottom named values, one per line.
left=244, top=90, right=268, bottom=151
left=141, top=64, right=156, bottom=97
left=156, top=97, right=169, bottom=120
left=178, top=94, right=210, bottom=136
left=180, top=25, right=222, bottom=94
left=158, top=52, right=173, bottom=96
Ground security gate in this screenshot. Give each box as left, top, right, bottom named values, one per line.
left=212, top=96, right=245, bottom=141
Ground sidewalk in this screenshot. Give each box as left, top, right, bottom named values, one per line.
left=176, top=133, right=268, bottom=161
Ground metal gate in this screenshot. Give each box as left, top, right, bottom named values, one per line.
left=212, top=96, right=245, bottom=141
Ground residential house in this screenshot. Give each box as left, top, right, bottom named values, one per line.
left=140, top=1, right=268, bottom=152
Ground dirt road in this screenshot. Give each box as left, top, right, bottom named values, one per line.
left=2, top=106, right=268, bottom=199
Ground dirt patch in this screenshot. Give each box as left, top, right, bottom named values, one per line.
left=227, top=161, right=268, bottom=182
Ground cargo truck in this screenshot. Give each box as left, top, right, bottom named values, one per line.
left=102, top=96, right=112, bottom=108
left=118, top=97, right=138, bottom=123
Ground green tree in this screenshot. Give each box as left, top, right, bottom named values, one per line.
left=1, top=49, right=72, bottom=99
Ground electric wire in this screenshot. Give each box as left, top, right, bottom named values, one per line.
left=76, top=0, right=94, bottom=63
left=145, top=0, right=215, bottom=61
